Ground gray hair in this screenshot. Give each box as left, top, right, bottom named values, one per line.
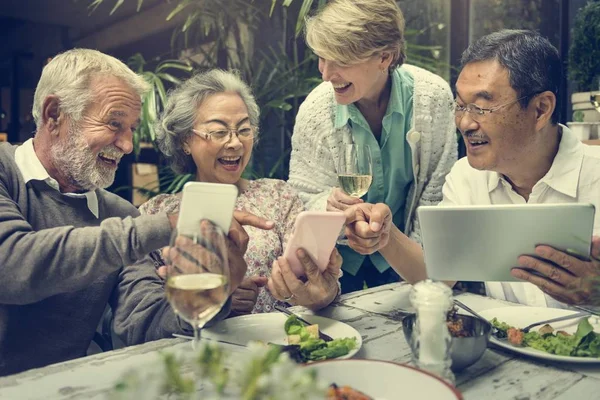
left=155, top=69, right=260, bottom=175
left=32, top=48, right=150, bottom=131
left=461, top=29, right=562, bottom=124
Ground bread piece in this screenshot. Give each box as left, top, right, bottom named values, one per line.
left=288, top=334, right=301, bottom=344
left=306, top=324, right=319, bottom=339
left=538, top=324, right=554, bottom=335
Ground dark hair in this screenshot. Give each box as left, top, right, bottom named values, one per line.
left=461, top=29, right=562, bottom=124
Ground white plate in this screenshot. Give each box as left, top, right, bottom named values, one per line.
left=478, top=306, right=600, bottom=363
left=306, top=359, right=462, bottom=399
left=202, top=312, right=362, bottom=359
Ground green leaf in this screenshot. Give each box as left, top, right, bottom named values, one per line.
left=268, top=149, right=291, bottom=178
left=166, top=0, right=191, bottom=21
left=183, top=11, right=199, bottom=32
left=266, top=99, right=292, bottom=111
left=157, top=73, right=182, bottom=85
left=87, top=0, right=103, bottom=15
left=127, top=53, right=146, bottom=74
left=284, top=315, right=304, bottom=335
left=295, top=0, right=314, bottom=37
left=146, top=91, right=157, bottom=122
left=109, top=0, right=124, bottom=15
left=153, top=76, right=167, bottom=107
left=575, top=318, right=594, bottom=344
left=156, top=61, right=193, bottom=73
left=164, top=174, right=193, bottom=194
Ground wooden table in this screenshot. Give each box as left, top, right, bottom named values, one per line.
left=1, top=283, right=599, bottom=399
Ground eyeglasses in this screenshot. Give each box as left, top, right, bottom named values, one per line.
left=192, top=126, right=255, bottom=144
left=454, top=95, right=530, bottom=122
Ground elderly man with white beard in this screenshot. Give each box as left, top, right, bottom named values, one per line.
left=0, top=49, right=272, bottom=376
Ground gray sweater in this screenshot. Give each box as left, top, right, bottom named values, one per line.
left=0, top=143, right=191, bottom=376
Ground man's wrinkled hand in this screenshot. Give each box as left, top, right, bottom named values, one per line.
left=511, top=236, right=600, bottom=306
left=344, top=203, right=392, bottom=255
left=230, top=275, right=268, bottom=316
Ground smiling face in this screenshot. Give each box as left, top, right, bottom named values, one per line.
left=51, top=75, right=141, bottom=191
left=185, top=92, right=253, bottom=185
left=455, top=60, right=539, bottom=175
left=318, top=55, right=391, bottom=105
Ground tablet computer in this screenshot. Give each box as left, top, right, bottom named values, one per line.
left=417, top=203, right=595, bottom=282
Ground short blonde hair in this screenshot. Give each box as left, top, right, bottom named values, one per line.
left=305, top=0, right=406, bottom=69
left=32, top=48, right=150, bottom=131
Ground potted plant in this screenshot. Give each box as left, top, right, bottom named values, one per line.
left=568, top=1, right=600, bottom=123
left=567, top=110, right=594, bottom=141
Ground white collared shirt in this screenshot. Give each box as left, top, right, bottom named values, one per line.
left=14, top=139, right=99, bottom=218
left=440, top=125, right=600, bottom=308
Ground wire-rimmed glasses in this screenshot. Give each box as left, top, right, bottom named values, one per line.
left=454, top=95, right=530, bottom=122
left=192, top=126, right=255, bottom=144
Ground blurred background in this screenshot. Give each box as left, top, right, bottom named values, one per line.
left=0, top=0, right=598, bottom=204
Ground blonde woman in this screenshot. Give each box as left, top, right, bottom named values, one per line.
left=288, top=0, right=457, bottom=292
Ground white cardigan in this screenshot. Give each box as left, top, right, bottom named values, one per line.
left=288, top=64, right=458, bottom=244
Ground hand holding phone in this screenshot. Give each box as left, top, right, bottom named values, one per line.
left=283, top=211, right=345, bottom=278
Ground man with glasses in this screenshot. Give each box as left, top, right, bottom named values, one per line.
left=342, top=30, right=600, bottom=307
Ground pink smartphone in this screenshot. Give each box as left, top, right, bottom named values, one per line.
left=283, top=211, right=346, bottom=278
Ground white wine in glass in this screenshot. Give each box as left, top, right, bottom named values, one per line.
left=336, top=144, right=373, bottom=245
left=338, top=174, right=373, bottom=198
left=165, top=222, right=230, bottom=350
left=337, top=144, right=373, bottom=198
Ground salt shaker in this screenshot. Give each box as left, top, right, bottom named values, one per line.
left=409, top=279, right=454, bottom=384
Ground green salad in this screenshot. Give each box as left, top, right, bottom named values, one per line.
left=277, top=314, right=357, bottom=362
left=491, top=317, right=600, bottom=357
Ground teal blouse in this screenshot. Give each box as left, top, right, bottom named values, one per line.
left=336, top=67, right=415, bottom=275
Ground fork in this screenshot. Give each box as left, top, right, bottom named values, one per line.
left=572, top=305, right=600, bottom=318
left=453, top=300, right=590, bottom=334
left=520, top=311, right=590, bottom=333
left=274, top=304, right=334, bottom=342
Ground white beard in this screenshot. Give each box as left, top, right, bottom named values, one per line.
left=51, top=122, right=123, bottom=191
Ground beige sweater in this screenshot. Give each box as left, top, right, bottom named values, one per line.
left=288, top=64, right=458, bottom=243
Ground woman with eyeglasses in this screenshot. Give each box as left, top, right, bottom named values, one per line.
left=288, top=0, right=458, bottom=292
left=139, top=70, right=342, bottom=315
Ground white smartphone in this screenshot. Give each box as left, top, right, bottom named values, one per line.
left=177, top=182, right=238, bottom=235
left=283, top=211, right=346, bottom=278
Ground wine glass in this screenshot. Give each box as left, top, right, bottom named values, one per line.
left=336, top=144, right=373, bottom=245
left=591, top=92, right=600, bottom=114
left=165, top=221, right=230, bottom=350
left=337, top=144, right=373, bottom=198
left=590, top=76, right=600, bottom=114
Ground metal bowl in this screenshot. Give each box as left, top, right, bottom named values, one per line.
left=402, top=313, right=491, bottom=372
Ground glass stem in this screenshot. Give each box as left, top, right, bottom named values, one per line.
left=192, top=324, right=201, bottom=351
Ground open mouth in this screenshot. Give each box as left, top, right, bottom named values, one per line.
left=466, top=137, right=489, bottom=149
left=218, top=156, right=242, bottom=171
left=98, top=152, right=119, bottom=167
left=332, top=82, right=352, bottom=94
